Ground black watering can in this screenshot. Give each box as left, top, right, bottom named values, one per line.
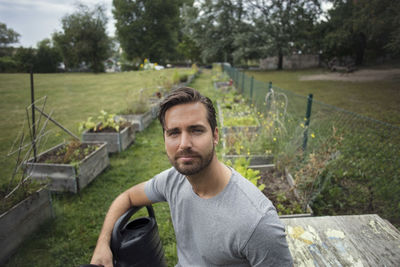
left=110, top=205, right=167, bottom=267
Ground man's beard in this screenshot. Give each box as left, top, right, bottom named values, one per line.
left=168, top=144, right=215, bottom=176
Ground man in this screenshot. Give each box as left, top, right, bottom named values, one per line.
left=91, top=87, right=293, bottom=266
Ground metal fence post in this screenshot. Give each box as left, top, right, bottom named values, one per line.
left=30, top=70, right=37, bottom=162
left=265, top=81, right=273, bottom=115
left=241, top=71, right=245, bottom=94
left=302, top=94, right=314, bottom=151
left=250, top=76, right=254, bottom=105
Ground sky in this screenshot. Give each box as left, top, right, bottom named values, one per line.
left=0, top=0, right=116, bottom=48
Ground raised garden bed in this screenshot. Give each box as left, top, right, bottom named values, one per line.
left=115, top=109, right=153, bottom=132
left=82, top=122, right=135, bottom=153
left=24, top=142, right=109, bottom=193
left=254, top=165, right=313, bottom=218
left=0, top=188, right=53, bottom=264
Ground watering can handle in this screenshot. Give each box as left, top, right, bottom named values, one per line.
left=111, top=205, right=155, bottom=259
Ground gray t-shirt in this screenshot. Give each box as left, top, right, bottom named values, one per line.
left=145, top=167, right=293, bottom=266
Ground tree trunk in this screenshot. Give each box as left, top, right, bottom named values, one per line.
left=277, top=49, right=283, bottom=70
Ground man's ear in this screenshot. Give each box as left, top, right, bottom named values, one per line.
left=213, top=127, right=219, bottom=145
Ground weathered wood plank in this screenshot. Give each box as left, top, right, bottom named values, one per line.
left=281, top=214, right=400, bottom=266
left=0, top=189, right=53, bottom=264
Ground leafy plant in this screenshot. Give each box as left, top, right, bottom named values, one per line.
left=293, top=127, right=343, bottom=211
left=79, top=110, right=126, bottom=132
left=120, top=89, right=151, bottom=115
left=226, top=157, right=265, bottom=191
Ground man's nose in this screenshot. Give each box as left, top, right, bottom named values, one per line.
left=179, top=131, right=192, bottom=149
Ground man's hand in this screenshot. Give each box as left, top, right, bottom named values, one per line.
left=90, top=242, right=113, bottom=267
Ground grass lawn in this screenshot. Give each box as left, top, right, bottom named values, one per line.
left=246, top=68, right=400, bottom=126
left=0, top=69, right=190, bottom=184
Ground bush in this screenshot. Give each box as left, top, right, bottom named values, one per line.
left=0, top=56, right=18, bottom=72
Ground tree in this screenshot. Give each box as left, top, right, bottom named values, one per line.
left=0, top=22, right=20, bottom=47
left=249, top=0, right=322, bottom=69
left=53, top=4, right=111, bottom=72
left=113, top=0, right=181, bottom=64
left=0, top=22, right=20, bottom=57
left=13, top=47, right=36, bottom=72
left=35, top=39, right=62, bottom=73
left=182, top=0, right=247, bottom=64
left=321, top=0, right=400, bottom=65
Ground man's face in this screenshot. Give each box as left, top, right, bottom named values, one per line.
left=164, top=102, right=218, bottom=176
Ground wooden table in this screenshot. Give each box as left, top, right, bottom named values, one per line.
left=281, top=214, right=400, bottom=266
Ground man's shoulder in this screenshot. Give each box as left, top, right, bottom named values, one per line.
left=229, top=169, right=274, bottom=214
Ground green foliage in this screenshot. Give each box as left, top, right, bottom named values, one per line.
left=53, top=3, right=111, bottom=72
left=226, top=157, right=265, bottom=191
left=13, top=47, right=36, bottom=72
left=120, top=89, right=151, bottom=115
left=0, top=56, right=17, bottom=72
left=113, top=0, right=181, bottom=63
left=35, top=39, right=62, bottom=73
left=79, top=110, right=123, bottom=132
left=181, top=1, right=245, bottom=63
left=320, top=0, right=400, bottom=64
left=0, top=22, right=20, bottom=47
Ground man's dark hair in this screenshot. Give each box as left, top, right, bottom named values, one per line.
left=158, top=87, right=217, bottom=133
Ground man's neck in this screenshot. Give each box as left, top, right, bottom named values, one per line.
left=186, top=156, right=232, bottom=199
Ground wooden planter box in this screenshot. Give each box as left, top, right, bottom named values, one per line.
left=25, top=142, right=109, bottom=193
left=149, top=98, right=162, bottom=119
left=0, top=188, right=53, bottom=264
left=115, top=110, right=153, bottom=132
left=252, top=164, right=313, bottom=218
left=82, top=123, right=135, bottom=153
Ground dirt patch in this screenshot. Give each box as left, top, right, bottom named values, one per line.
left=300, top=68, right=400, bottom=82
left=37, top=142, right=99, bottom=164
left=258, top=168, right=303, bottom=215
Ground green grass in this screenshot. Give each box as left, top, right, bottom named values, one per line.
left=2, top=69, right=214, bottom=267
left=0, top=69, right=190, bottom=184
left=246, top=68, right=400, bottom=126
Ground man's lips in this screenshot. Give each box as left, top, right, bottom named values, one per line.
left=175, top=152, right=200, bottom=161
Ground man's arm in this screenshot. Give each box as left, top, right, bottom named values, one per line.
left=90, top=182, right=152, bottom=267
left=244, top=210, right=293, bottom=266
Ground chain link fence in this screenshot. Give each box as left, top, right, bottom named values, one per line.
left=222, top=64, right=400, bottom=227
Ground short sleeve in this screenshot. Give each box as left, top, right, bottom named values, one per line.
left=243, top=209, right=293, bottom=266
left=144, top=168, right=173, bottom=203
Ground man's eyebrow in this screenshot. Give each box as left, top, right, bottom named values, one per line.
left=188, top=124, right=207, bottom=130
left=165, top=127, right=179, bottom=134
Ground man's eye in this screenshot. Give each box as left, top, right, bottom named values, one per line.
left=192, top=128, right=204, bottom=134
left=168, top=131, right=179, bottom=136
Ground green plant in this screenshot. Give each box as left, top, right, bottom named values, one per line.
left=293, top=127, right=343, bottom=212
left=226, top=157, right=265, bottom=191
left=121, top=89, right=151, bottom=115
left=172, top=70, right=180, bottom=85
left=79, top=110, right=124, bottom=132
left=179, top=73, right=188, bottom=83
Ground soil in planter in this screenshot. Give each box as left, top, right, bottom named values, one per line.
left=258, top=168, right=303, bottom=215
left=36, top=141, right=99, bottom=164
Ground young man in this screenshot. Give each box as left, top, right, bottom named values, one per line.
left=91, top=87, right=293, bottom=266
